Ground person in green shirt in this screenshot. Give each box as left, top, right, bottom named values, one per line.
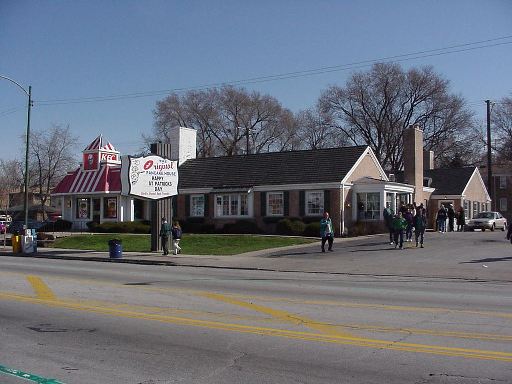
left=159, top=217, right=172, bottom=255
left=392, top=212, right=407, bottom=249
left=320, top=211, right=334, bottom=252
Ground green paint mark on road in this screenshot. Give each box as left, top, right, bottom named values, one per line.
left=0, top=364, right=65, bottom=383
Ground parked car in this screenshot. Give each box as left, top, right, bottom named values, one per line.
left=465, top=211, right=508, bottom=231
left=7, top=220, right=47, bottom=234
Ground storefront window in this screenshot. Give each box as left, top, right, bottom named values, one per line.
left=267, top=192, right=284, bottom=216
left=357, top=192, right=381, bottom=220
left=215, top=194, right=248, bottom=217
left=76, top=198, right=90, bottom=219
left=191, top=195, right=205, bottom=217
left=104, top=197, right=117, bottom=219
left=134, top=199, right=144, bottom=220
left=306, top=191, right=324, bottom=215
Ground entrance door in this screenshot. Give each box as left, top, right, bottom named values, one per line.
left=92, top=198, right=101, bottom=223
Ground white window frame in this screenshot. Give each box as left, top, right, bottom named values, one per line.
left=499, top=176, right=507, bottom=189
left=267, top=192, right=284, bottom=216
left=357, top=192, right=381, bottom=220
left=215, top=193, right=249, bottom=217
left=306, top=190, right=324, bottom=216
left=499, top=197, right=508, bottom=212
left=190, top=194, right=205, bottom=217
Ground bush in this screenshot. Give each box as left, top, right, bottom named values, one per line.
left=222, top=220, right=260, bottom=234
left=87, top=221, right=151, bottom=234
left=303, top=221, right=321, bottom=237
left=181, top=220, right=215, bottom=234
left=38, top=219, right=72, bottom=232
left=276, top=218, right=306, bottom=236
left=348, top=221, right=387, bottom=237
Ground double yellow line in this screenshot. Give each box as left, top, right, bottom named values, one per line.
left=1, top=275, right=508, bottom=363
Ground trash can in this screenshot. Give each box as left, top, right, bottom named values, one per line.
left=108, top=239, right=123, bottom=259
left=12, top=235, right=22, bottom=253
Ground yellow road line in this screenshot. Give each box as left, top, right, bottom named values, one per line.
left=0, top=291, right=511, bottom=362
left=198, top=291, right=355, bottom=338
left=26, top=275, right=56, bottom=300
left=4, top=271, right=510, bottom=321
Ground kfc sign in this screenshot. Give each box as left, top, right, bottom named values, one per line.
left=101, top=153, right=118, bottom=162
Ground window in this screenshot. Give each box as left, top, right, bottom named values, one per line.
left=306, top=191, right=324, bottom=215
left=500, top=198, right=508, bottom=212
left=472, top=201, right=479, bottom=218
left=134, top=199, right=144, bottom=220
left=76, top=198, right=90, bottom=219
left=104, top=197, right=117, bottom=218
left=464, top=200, right=470, bottom=218
left=357, top=192, right=381, bottom=220
left=215, top=194, right=248, bottom=217
left=191, top=195, right=205, bottom=217
left=499, top=176, right=507, bottom=189
left=267, top=192, right=284, bottom=216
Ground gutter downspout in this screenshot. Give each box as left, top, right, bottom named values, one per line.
left=341, top=185, right=345, bottom=236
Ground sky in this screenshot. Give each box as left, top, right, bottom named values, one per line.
left=1, top=0, right=511, bottom=162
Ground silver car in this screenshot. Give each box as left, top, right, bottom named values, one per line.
left=466, top=211, right=508, bottom=231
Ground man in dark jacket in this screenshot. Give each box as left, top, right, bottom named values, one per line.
left=159, top=217, right=172, bottom=255
left=447, top=204, right=456, bottom=232
left=383, top=206, right=394, bottom=245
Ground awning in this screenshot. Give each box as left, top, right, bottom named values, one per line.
left=52, top=164, right=121, bottom=195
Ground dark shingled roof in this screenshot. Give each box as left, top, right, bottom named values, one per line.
left=178, top=146, right=368, bottom=189
left=396, top=167, right=476, bottom=195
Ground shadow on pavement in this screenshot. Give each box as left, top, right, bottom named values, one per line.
left=460, top=256, right=512, bottom=264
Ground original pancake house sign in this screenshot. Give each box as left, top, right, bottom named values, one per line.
left=121, top=155, right=178, bottom=199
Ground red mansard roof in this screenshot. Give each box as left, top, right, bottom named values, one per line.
left=52, top=164, right=121, bottom=195
left=85, top=135, right=117, bottom=152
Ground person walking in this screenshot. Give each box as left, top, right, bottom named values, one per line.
left=383, top=205, right=394, bottom=245
left=392, top=212, right=407, bottom=249
left=447, top=204, right=456, bottom=232
left=159, top=217, right=172, bottom=255
left=171, top=221, right=182, bottom=255
left=507, top=222, right=512, bottom=244
left=404, top=207, right=414, bottom=242
left=456, top=207, right=466, bottom=232
left=414, top=208, right=427, bottom=248
left=320, top=211, right=334, bottom=252
left=436, top=206, right=447, bottom=233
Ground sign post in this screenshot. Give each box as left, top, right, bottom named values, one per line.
left=121, top=143, right=177, bottom=252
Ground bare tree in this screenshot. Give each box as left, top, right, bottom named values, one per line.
left=295, top=106, right=348, bottom=149
left=28, top=124, right=78, bottom=218
left=319, top=63, right=478, bottom=171
left=493, top=96, right=512, bottom=162
left=151, top=86, right=297, bottom=157
left=0, top=159, right=24, bottom=216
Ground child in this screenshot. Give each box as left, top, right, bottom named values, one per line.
left=171, top=221, right=182, bottom=255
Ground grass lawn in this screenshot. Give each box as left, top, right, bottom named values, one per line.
left=53, top=234, right=317, bottom=255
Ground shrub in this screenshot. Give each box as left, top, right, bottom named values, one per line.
left=87, top=221, right=150, bottom=234
left=303, top=221, right=321, bottom=237
left=348, top=221, right=387, bottom=237
left=38, top=219, right=72, bottom=232
left=222, top=220, right=260, bottom=234
left=276, top=218, right=306, bottom=236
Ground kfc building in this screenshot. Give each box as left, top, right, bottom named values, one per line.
left=52, top=135, right=151, bottom=230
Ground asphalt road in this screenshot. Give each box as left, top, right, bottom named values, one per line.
left=0, top=231, right=511, bottom=383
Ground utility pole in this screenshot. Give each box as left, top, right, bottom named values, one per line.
left=485, top=99, right=493, bottom=210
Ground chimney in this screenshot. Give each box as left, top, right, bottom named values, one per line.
left=169, top=126, right=197, bottom=165
left=423, top=150, right=434, bottom=170
left=403, top=124, right=424, bottom=204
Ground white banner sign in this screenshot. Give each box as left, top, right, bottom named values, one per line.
left=121, top=155, right=178, bottom=200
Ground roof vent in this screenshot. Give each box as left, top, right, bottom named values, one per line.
left=388, top=173, right=395, bottom=182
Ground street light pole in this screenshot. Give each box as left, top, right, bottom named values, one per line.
left=0, top=75, right=32, bottom=229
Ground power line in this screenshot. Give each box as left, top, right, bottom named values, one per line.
left=32, top=35, right=512, bottom=107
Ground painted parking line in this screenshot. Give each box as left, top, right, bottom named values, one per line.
left=1, top=290, right=512, bottom=362
left=0, top=364, right=64, bottom=383
left=198, top=291, right=355, bottom=338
